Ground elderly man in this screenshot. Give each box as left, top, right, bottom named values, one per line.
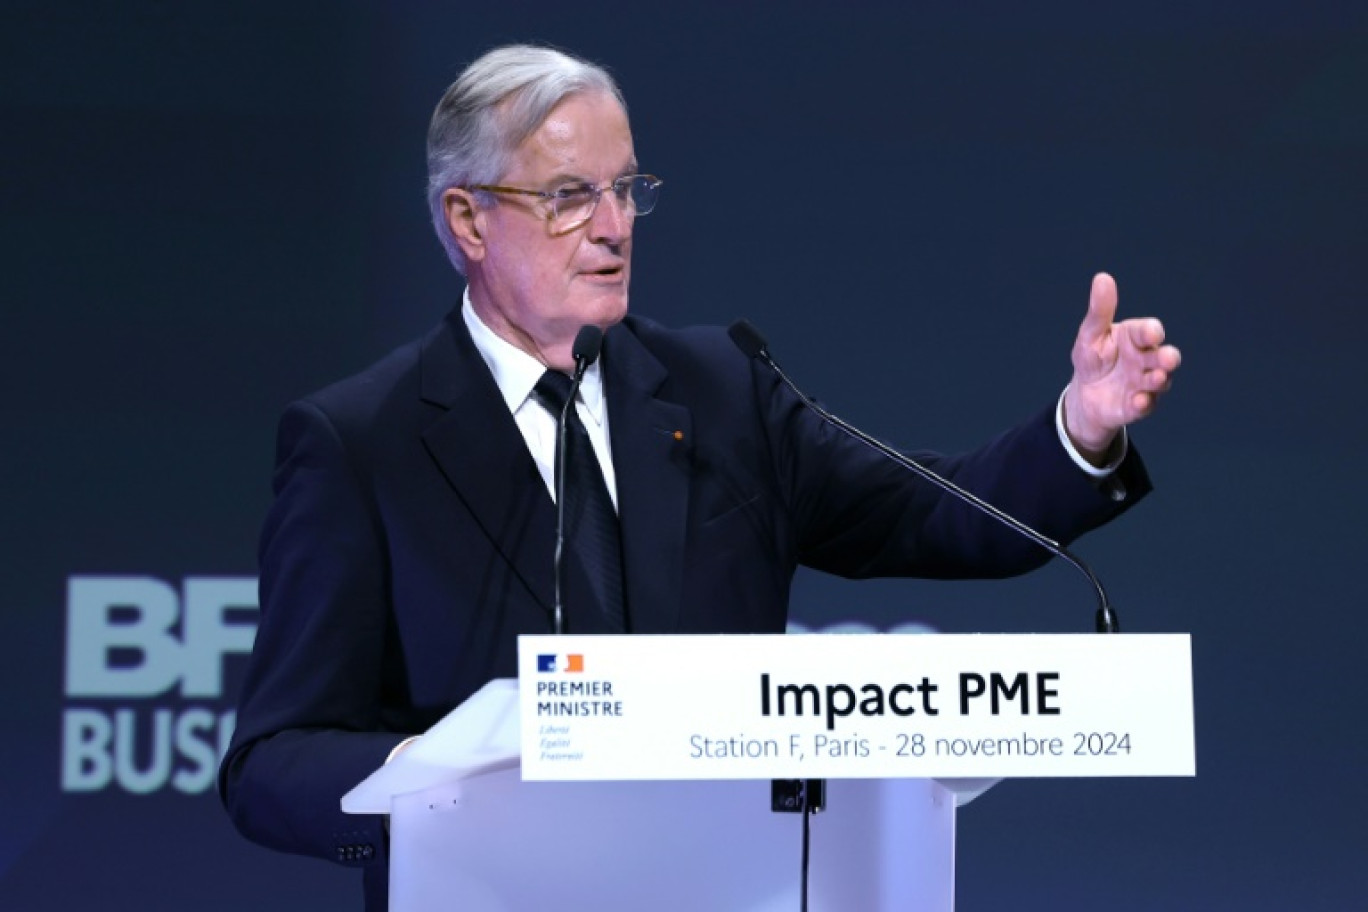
left=220, top=45, right=1179, bottom=909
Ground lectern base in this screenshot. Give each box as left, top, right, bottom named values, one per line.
left=389, top=770, right=955, bottom=912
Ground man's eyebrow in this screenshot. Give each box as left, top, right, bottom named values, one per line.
left=545, top=163, right=640, bottom=188
left=544, top=172, right=591, bottom=189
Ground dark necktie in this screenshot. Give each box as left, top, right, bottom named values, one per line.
left=532, top=370, right=627, bottom=632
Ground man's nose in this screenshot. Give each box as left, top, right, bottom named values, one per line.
left=587, top=188, right=632, bottom=243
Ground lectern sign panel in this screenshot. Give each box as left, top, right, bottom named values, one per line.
left=517, top=634, right=1195, bottom=782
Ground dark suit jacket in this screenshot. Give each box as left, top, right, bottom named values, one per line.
left=219, top=309, right=1149, bottom=907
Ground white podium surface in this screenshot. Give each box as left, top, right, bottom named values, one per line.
left=348, top=680, right=961, bottom=911
left=388, top=772, right=954, bottom=912
left=344, top=634, right=1195, bottom=911
left=344, top=678, right=996, bottom=815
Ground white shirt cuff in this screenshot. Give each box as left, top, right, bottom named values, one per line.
left=385, top=736, right=419, bottom=765
left=1055, top=387, right=1127, bottom=478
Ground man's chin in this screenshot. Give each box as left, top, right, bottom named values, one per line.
left=573, top=290, right=629, bottom=328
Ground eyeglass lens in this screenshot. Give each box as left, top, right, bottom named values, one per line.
left=554, top=176, right=659, bottom=225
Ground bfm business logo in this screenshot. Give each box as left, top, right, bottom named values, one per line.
left=62, top=576, right=258, bottom=795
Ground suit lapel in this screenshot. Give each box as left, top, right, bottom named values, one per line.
left=602, top=323, right=691, bottom=633
left=417, top=314, right=556, bottom=619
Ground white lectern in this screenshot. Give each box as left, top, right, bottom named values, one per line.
left=344, top=634, right=1194, bottom=911
left=345, top=680, right=994, bottom=912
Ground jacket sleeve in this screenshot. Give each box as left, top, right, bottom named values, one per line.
left=218, top=398, right=405, bottom=870
left=753, top=361, right=1151, bottom=580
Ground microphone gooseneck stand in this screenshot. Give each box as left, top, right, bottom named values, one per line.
left=550, top=325, right=605, bottom=635
left=727, top=319, right=1121, bottom=634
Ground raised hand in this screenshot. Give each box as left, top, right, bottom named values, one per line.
left=1062, top=273, right=1181, bottom=463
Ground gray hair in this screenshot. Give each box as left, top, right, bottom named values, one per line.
left=426, top=45, right=626, bottom=274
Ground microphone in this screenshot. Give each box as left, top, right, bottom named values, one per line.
left=727, top=320, right=1121, bottom=634
left=571, top=324, right=605, bottom=374
left=551, top=325, right=605, bottom=635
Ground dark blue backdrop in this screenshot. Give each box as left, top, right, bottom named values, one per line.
left=4, top=2, right=1366, bottom=909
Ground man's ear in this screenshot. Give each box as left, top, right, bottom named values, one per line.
left=443, top=188, right=487, bottom=264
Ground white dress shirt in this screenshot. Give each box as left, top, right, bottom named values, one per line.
left=461, top=291, right=619, bottom=509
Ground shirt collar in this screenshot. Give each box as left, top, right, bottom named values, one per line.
left=461, top=289, right=606, bottom=427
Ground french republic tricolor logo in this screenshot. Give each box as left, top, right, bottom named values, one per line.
left=537, top=654, right=584, bottom=673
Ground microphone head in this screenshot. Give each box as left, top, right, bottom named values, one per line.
left=727, top=319, right=768, bottom=359
left=572, top=325, right=604, bottom=367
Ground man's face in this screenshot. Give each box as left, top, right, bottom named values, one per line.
left=460, top=91, right=637, bottom=370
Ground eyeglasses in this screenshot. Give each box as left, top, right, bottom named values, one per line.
left=466, top=174, right=663, bottom=232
